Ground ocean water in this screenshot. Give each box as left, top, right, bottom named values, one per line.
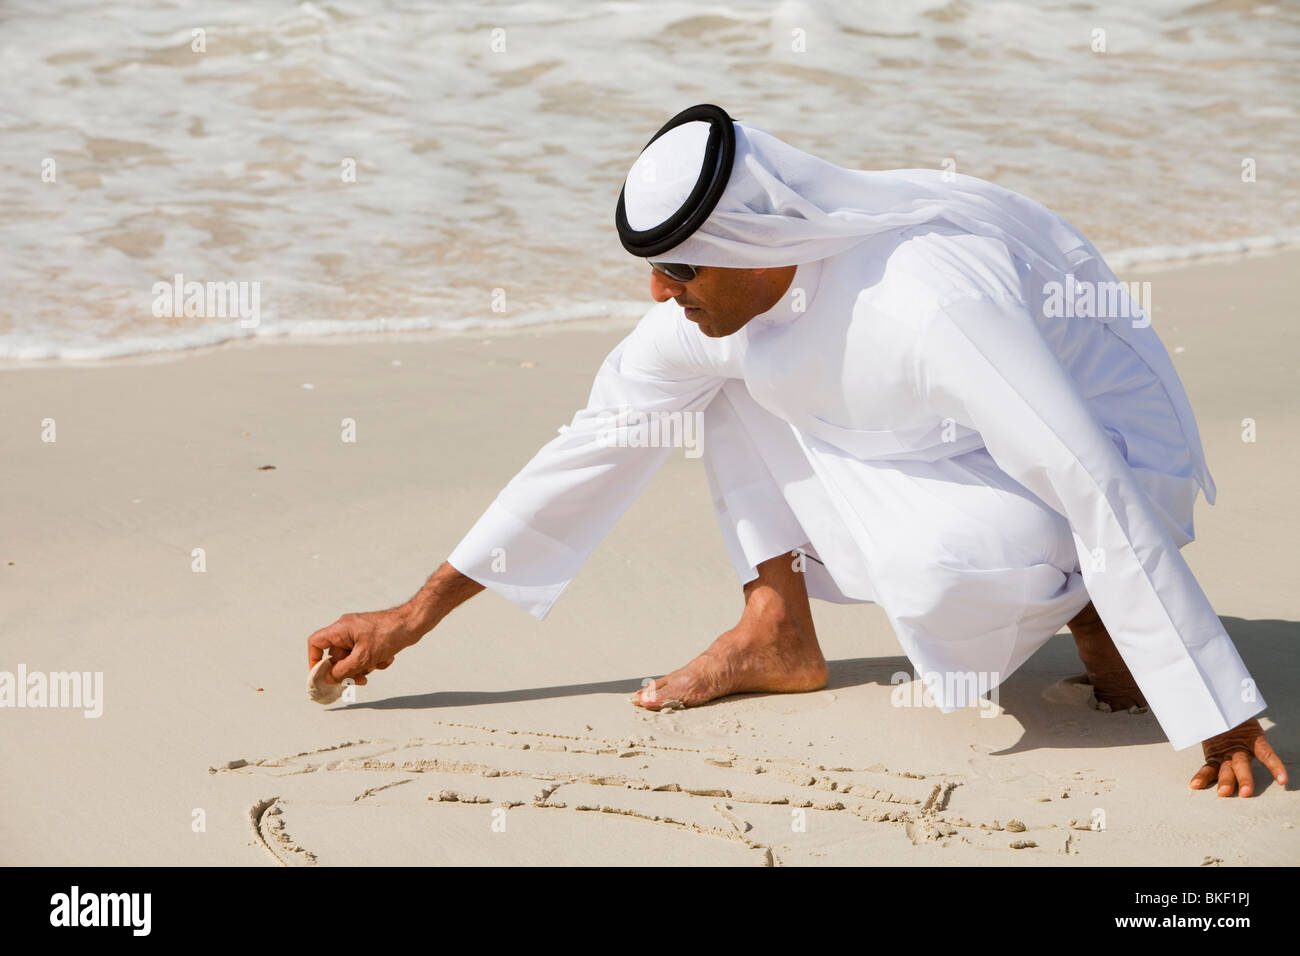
left=1, top=0, right=1296, bottom=361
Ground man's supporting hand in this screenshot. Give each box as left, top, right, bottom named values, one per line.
left=1191, top=717, right=1288, bottom=797
left=306, top=561, right=484, bottom=688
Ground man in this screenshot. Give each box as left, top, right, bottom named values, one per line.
left=309, top=104, right=1286, bottom=798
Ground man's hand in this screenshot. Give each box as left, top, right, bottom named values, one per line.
left=305, top=562, right=485, bottom=692
left=307, top=607, right=419, bottom=688
left=1190, top=717, right=1287, bottom=797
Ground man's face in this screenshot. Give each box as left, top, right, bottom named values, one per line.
left=648, top=264, right=794, bottom=338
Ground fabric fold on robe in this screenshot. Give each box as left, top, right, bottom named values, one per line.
left=910, top=289, right=1263, bottom=749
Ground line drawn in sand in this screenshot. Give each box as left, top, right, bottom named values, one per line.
left=214, top=721, right=1103, bottom=866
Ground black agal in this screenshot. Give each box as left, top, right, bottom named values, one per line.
left=615, top=104, right=736, bottom=258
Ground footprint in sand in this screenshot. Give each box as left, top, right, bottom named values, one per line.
left=212, top=721, right=1100, bottom=866
left=1041, top=674, right=1150, bottom=715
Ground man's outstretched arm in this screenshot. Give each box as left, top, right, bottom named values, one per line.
left=306, top=561, right=484, bottom=687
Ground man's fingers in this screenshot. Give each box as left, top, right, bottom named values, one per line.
left=1216, top=759, right=1238, bottom=797
left=326, top=656, right=366, bottom=686
left=1255, top=736, right=1288, bottom=785
left=331, top=644, right=375, bottom=683
left=307, top=615, right=394, bottom=688
left=1189, top=765, right=1217, bottom=790
left=308, top=621, right=355, bottom=667
left=307, top=628, right=334, bottom=668
left=1231, top=751, right=1255, bottom=798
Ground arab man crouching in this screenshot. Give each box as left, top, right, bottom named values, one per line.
left=308, top=105, right=1286, bottom=799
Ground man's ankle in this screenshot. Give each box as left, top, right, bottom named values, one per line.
left=1067, top=602, right=1148, bottom=709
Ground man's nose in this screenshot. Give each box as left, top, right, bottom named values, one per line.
left=649, top=269, right=685, bottom=302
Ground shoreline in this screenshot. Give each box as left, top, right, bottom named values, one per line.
left=4, top=238, right=1299, bottom=373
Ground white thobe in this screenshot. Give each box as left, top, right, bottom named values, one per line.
left=448, top=224, right=1264, bottom=750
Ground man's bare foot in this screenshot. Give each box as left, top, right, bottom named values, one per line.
left=1067, top=600, right=1148, bottom=711
left=633, top=552, right=828, bottom=710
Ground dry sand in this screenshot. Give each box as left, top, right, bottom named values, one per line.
left=1, top=250, right=1296, bottom=866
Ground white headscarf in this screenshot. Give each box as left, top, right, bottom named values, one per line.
left=619, top=112, right=1218, bottom=503
left=621, top=118, right=1100, bottom=279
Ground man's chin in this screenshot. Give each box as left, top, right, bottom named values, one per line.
left=684, top=309, right=737, bottom=337
left=693, top=317, right=729, bottom=337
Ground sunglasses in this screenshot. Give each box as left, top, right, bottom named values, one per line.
left=648, top=261, right=698, bottom=282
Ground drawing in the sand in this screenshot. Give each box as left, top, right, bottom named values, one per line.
left=218, top=722, right=1122, bottom=866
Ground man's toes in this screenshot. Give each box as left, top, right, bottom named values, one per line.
left=633, top=676, right=674, bottom=709
left=653, top=676, right=698, bottom=706
left=635, top=666, right=716, bottom=709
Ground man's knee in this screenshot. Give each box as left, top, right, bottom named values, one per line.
left=867, top=525, right=1066, bottom=632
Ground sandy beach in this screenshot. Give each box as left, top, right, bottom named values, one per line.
left=1, top=249, right=1296, bottom=867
